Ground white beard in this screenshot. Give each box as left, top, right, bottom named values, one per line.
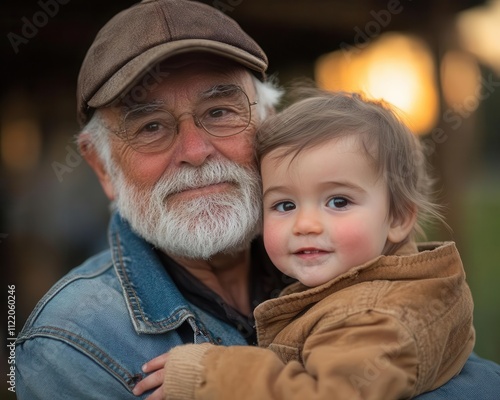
left=112, top=158, right=262, bottom=259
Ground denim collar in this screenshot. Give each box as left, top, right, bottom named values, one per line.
left=109, top=212, right=196, bottom=334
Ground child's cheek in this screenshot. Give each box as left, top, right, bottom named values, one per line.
left=336, top=224, right=365, bottom=248
left=335, top=222, right=379, bottom=263
left=263, top=221, right=285, bottom=266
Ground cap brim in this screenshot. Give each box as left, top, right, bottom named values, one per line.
left=87, top=39, right=267, bottom=108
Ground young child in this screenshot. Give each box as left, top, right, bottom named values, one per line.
left=133, top=89, right=475, bottom=400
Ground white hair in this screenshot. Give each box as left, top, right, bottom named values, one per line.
left=252, top=75, right=283, bottom=121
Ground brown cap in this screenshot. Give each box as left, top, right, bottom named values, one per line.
left=77, top=0, right=268, bottom=126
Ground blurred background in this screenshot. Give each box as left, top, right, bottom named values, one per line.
left=2, top=0, right=500, bottom=397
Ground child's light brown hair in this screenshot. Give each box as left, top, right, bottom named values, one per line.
left=256, top=88, right=444, bottom=251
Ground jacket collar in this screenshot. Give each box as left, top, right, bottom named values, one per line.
left=268, top=241, right=463, bottom=309
left=108, top=212, right=196, bottom=334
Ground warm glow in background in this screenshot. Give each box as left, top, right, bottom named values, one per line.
left=2, top=3, right=500, bottom=395
left=316, top=33, right=440, bottom=135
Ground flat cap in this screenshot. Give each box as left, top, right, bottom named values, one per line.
left=77, top=0, right=268, bottom=126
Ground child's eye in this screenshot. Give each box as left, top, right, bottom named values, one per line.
left=273, top=201, right=296, bottom=212
left=327, top=197, right=350, bottom=209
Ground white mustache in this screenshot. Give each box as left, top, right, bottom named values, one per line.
left=155, top=160, right=245, bottom=197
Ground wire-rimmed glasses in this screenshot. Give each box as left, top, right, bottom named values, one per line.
left=117, top=85, right=257, bottom=153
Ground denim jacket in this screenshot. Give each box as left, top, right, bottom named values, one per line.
left=15, top=213, right=500, bottom=399
left=15, top=213, right=248, bottom=399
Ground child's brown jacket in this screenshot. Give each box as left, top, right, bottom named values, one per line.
left=164, top=242, right=475, bottom=400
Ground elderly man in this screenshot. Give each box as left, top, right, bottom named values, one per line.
left=15, top=1, right=500, bottom=399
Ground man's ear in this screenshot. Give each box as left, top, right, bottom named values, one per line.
left=387, top=205, right=418, bottom=244
left=78, top=133, right=116, bottom=201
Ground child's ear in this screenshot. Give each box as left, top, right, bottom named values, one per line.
left=387, top=206, right=418, bottom=244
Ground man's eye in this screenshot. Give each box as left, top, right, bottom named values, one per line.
left=208, top=108, right=226, bottom=118
left=327, top=197, right=350, bottom=209
left=206, top=107, right=238, bottom=120
left=274, top=201, right=296, bottom=212
left=134, top=118, right=176, bottom=138
left=143, top=121, right=163, bottom=132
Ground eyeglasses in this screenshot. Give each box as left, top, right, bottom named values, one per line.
left=117, top=86, right=257, bottom=153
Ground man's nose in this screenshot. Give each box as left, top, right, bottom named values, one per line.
left=174, top=115, right=216, bottom=167
left=292, top=208, right=324, bottom=236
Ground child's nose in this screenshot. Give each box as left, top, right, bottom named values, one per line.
left=292, top=209, right=323, bottom=235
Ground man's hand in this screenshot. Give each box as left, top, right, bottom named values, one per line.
left=133, top=353, right=169, bottom=399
